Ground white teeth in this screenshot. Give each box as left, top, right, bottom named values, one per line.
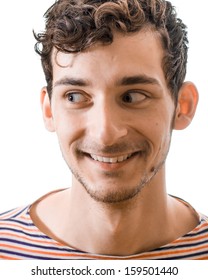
left=103, top=157, right=110, bottom=163
left=97, top=156, right=103, bottom=162
left=90, top=153, right=133, bottom=163
left=110, top=157, right=118, bottom=163
left=118, top=156, right=125, bottom=162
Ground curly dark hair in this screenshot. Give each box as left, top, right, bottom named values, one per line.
left=34, top=0, right=188, bottom=102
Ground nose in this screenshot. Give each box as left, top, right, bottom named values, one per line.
left=87, top=100, right=128, bottom=146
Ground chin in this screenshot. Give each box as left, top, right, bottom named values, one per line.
left=78, top=177, right=147, bottom=204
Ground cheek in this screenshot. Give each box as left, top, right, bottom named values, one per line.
left=147, top=122, right=172, bottom=173
left=53, top=112, right=82, bottom=149
left=147, top=103, right=174, bottom=136
left=142, top=111, right=172, bottom=153
left=152, top=123, right=172, bottom=161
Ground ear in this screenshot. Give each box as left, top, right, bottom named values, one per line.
left=40, top=87, right=55, bottom=132
left=173, top=82, right=199, bottom=130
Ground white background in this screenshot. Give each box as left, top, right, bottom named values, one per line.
left=0, top=0, right=207, bottom=214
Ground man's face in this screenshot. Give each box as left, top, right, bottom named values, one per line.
left=48, top=31, right=176, bottom=203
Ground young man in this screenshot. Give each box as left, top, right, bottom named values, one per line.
left=0, top=0, right=207, bottom=260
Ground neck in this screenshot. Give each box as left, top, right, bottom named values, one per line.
left=64, top=170, right=171, bottom=255
left=31, top=168, right=198, bottom=256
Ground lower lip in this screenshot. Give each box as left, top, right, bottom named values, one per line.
left=86, top=153, right=140, bottom=171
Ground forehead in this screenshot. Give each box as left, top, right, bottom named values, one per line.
left=51, top=30, right=166, bottom=88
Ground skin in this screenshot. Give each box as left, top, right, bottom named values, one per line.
left=31, top=30, right=199, bottom=256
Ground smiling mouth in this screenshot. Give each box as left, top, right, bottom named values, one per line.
left=89, top=152, right=140, bottom=164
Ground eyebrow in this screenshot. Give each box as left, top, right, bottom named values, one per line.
left=53, top=74, right=160, bottom=88
left=54, top=77, right=89, bottom=88
left=117, top=75, right=160, bottom=86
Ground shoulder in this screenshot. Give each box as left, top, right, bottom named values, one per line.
left=197, top=213, right=208, bottom=235
left=0, top=206, right=29, bottom=221
left=0, top=205, right=33, bottom=234
left=200, top=213, right=208, bottom=223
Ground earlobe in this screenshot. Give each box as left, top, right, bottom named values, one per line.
left=173, top=82, right=199, bottom=130
left=40, top=87, right=55, bottom=132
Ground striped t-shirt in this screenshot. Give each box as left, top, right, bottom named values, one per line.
left=0, top=201, right=208, bottom=260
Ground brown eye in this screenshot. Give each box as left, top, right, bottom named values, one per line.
left=122, top=92, right=146, bottom=103
left=122, top=93, right=132, bottom=103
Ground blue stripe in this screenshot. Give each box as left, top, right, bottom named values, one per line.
left=152, top=239, right=208, bottom=252
left=0, top=249, right=63, bottom=260
left=158, top=250, right=208, bottom=260
left=11, top=206, right=29, bottom=218
left=183, top=227, right=208, bottom=238
left=4, top=218, right=34, bottom=226
left=0, top=238, right=84, bottom=254
left=0, top=208, right=17, bottom=217
left=0, top=206, right=29, bottom=219
left=0, top=227, right=51, bottom=239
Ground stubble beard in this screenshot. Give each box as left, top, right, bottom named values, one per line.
left=67, top=155, right=167, bottom=205
left=61, top=134, right=172, bottom=205
left=71, top=168, right=149, bottom=204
